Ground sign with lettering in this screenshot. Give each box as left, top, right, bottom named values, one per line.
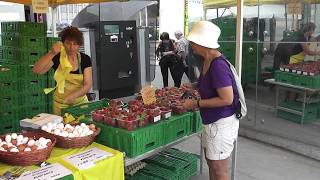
left=287, top=2, right=302, bottom=14
left=64, top=148, right=113, bottom=170
left=32, top=0, right=49, bottom=13
left=17, top=163, right=72, bottom=180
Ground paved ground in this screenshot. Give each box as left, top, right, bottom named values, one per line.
left=173, top=136, right=320, bottom=180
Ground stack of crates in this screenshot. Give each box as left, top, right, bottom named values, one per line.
left=127, top=148, right=198, bottom=180
left=0, top=22, right=47, bottom=133
left=46, top=37, right=60, bottom=114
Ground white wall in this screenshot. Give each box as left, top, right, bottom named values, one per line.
left=159, top=0, right=185, bottom=40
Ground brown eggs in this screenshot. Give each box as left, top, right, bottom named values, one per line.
left=2, top=144, right=8, bottom=150
left=11, top=139, right=17, bottom=145
left=30, top=145, right=38, bottom=151
left=17, top=144, right=26, bottom=152
left=89, top=124, right=96, bottom=131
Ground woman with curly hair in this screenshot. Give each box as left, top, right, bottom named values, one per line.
left=33, top=26, right=92, bottom=115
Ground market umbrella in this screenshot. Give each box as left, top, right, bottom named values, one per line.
left=72, top=1, right=157, bottom=27
left=0, top=0, right=127, bottom=6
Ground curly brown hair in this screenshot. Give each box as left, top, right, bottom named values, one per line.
left=59, top=26, right=84, bottom=46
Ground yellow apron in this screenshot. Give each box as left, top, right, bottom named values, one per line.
left=289, top=52, right=305, bottom=64
left=44, top=43, right=88, bottom=115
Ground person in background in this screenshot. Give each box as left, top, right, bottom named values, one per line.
left=174, top=30, right=197, bottom=83
left=156, top=32, right=183, bottom=87
left=32, top=26, right=92, bottom=115
left=289, top=22, right=320, bottom=64
left=182, top=21, right=240, bottom=180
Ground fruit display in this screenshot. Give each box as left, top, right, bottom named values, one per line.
left=280, top=61, right=320, bottom=76
left=41, top=122, right=97, bottom=138
left=0, top=133, right=52, bottom=153
left=92, top=87, right=200, bottom=131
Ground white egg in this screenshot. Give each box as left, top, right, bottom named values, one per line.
left=86, top=130, right=94, bottom=136
left=68, top=133, right=75, bottom=138
left=47, top=122, right=53, bottom=128
left=80, top=123, right=86, bottom=127
left=75, top=125, right=80, bottom=130
left=27, top=140, right=35, bottom=147
left=39, top=137, right=47, bottom=146
left=77, top=127, right=83, bottom=134
left=80, top=132, right=86, bottom=137
left=17, top=141, right=23, bottom=146
left=57, top=123, right=64, bottom=130
left=41, top=125, right=48, bottom=131
left=0, top=147, right=6, bottom=152
left=82, top=127, right=89, bottom=134
left=7, top=143, right=14, bottom=147
left=5, top=135, right=11, bottom=143
left=0, top=142, right=7, bottom=147
left=37, top=145, right=47, bottom=150
left=46, top=139, right=52, bottom=143
left=11, top=133, right=18, bottom=140
left=52, top=122, right=57, bottom=128
left=10, top=148, right=19, bottom=152
left=72, top=131, right=79, bottom=137
left=17, top=135, right=23, bottom=142
left=22, top=137, right=29, bottom=144
left=54, top=129, right=61, bottom=135
left=0, top=139, right=2, bottom=143
left=61, top=131, right=69, bottom=137
left=24, top=147, right=31, bottom=152
left=46, top=127, right=53, bottom=133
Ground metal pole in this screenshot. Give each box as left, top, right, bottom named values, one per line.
left=139, top=11, right=142, bottom=27
left=145, top=7, right=148, bottom=27
left=232, top=0, right=244, bottom=179
left=52, top=6, right=57, bottom=37
left=67, top=5, right=70, bottom=24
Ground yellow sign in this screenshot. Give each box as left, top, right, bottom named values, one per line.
left=287, top=2, right=302, bottom=14
left=141, top=85, right=156, bottom=105
left=32, top=0, right=48, bottom=13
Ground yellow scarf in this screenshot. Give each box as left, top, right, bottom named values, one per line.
left=44, top=42, right=73, bottom=94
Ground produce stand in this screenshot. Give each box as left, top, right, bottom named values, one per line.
left=0, top=142, right=124, bottom=180
left=265, top=78, right=320, bottom=124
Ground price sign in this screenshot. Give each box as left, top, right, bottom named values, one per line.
left=141, top=85, right=156, bottom=105
left=32, top=0, right=49, bottom=13
left=16, top=163, right=72, bottom=180
left=64, top=147, right=113, bottom=170
left=287, top=2, right=302, bottom=14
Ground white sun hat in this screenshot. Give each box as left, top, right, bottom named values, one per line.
left=187, top=21, right=221, bottom=49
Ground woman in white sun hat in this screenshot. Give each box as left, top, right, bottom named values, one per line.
left=182, top=21, right=240, bottom=180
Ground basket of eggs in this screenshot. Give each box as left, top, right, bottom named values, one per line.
left=0, top=132, right=56, bottom=166
left=41, top=122, right=100, bottom=148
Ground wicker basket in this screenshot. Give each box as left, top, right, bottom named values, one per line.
left=44, top=127, right=101, bottom=148
left=0, top=132, right=56, bottom=166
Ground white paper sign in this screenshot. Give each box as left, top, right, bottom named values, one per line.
left=17, top=163, right=72, bottom=180
left=153, top=115, right=161, bottom=122
left=64, top=147, right=113, bottom=170
left=164, top=112, right=172, bottom=119
left=32, top=0, right=49, bottom=13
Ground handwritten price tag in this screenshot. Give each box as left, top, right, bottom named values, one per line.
left=64, top=147, right=113, bottom=170
left=17, top=163, right=72, bottom=180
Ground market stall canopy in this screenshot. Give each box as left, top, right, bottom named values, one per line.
left=72, top=1, right=157, bottom=27
left=204, top=0, right=320, bottom=9
left=0, top=0, right=127, bottom=6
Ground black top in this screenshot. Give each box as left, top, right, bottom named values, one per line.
left=52, top=52, right=92, bottom=74
left=156, top=39, right=175, bottom=58
left=291, top=33, right=307, bottom=56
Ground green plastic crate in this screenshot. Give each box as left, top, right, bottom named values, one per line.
left=193, top=111, right=202, bottom=133
left=0, top=93, right=19, bottom=109
left=137, top=164, right=178, bottom=180
left=278, top=101, right=319, bottom=123
left=1, top=35, right=47, bottom=50
left=61, top=99, right=109, bottom=117
left=0, top=64, right=18, bottom=82
left=20, top=92, right=47, bottom=106
left=274, top=71, right=294, bottom=84
left=0, top=81, right=19, bottom=95
left=0, top=119, right=20, bottom=134
left=1, top=22, right=47, bottom=36
left=2, top=47, right=46, bottom=65
left=293, top=74, right=320, bottom=89
left=163, top=113, right=193, bottom=144
left=20, top=103, right=47, bottom=118
left=91, top=120, right=165, bottom=158
left=19, top=78, right=47, bottom=93
left=19, top=64, right=45, bottom=80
